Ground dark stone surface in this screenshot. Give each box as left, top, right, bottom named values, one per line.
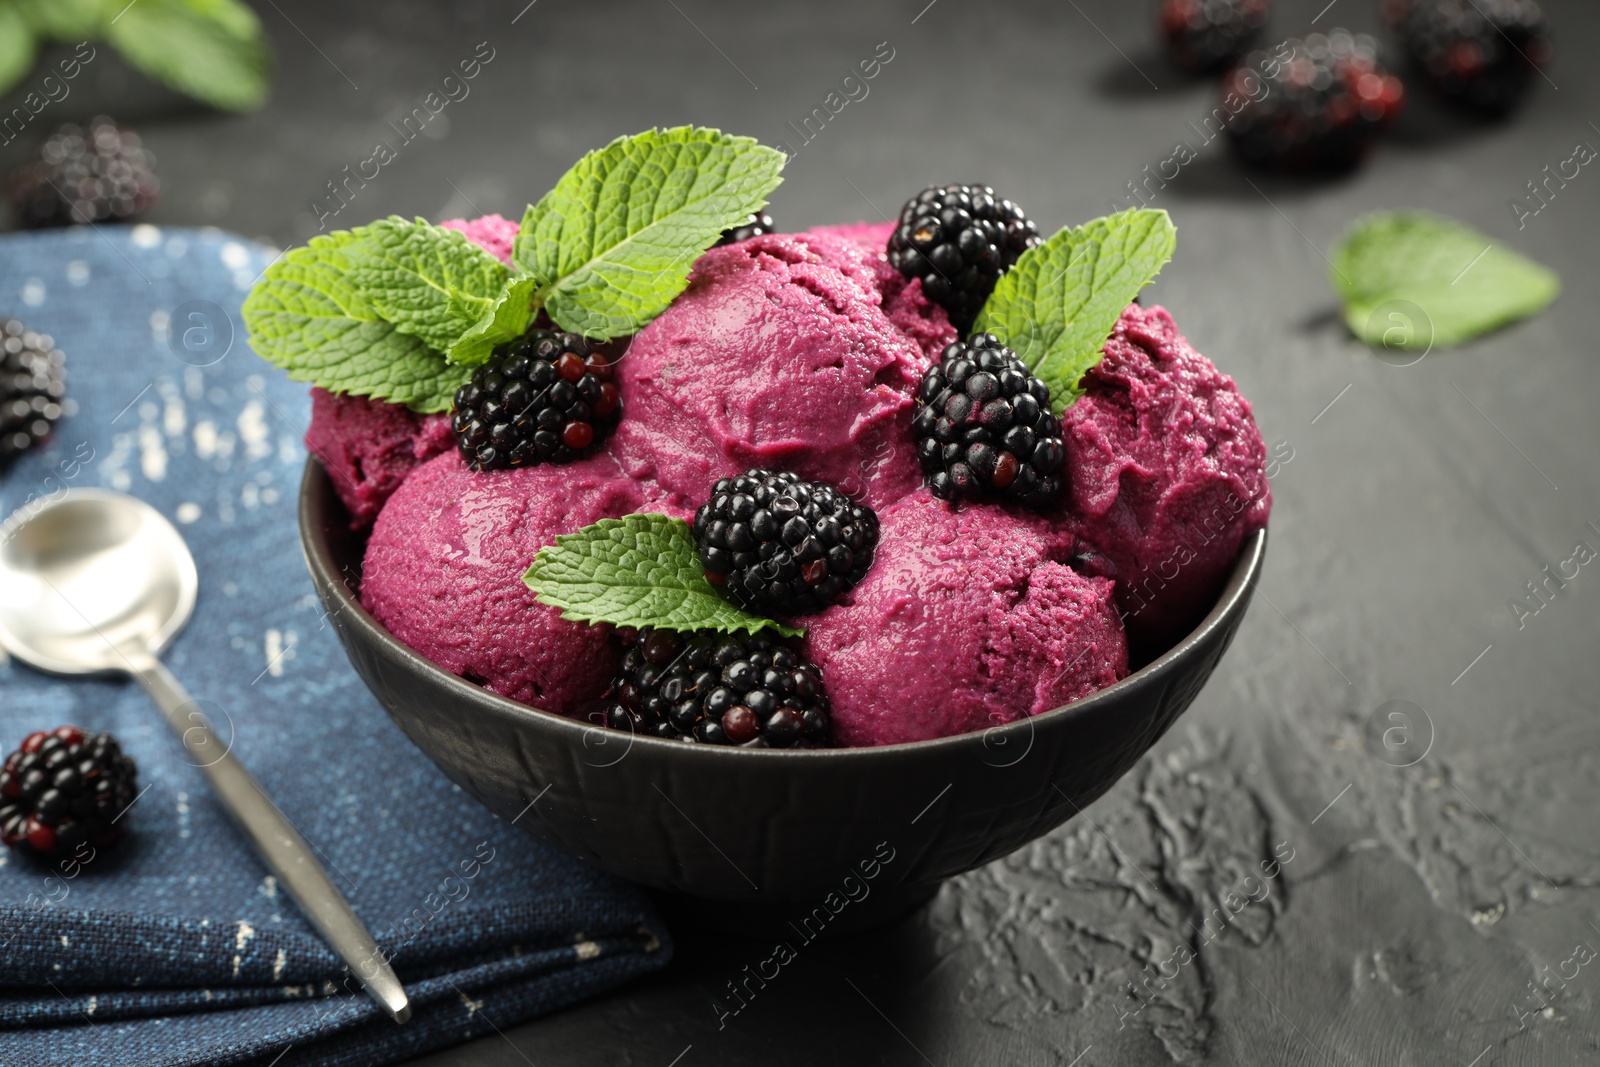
left=7, top=0, right=1596, bottom=1062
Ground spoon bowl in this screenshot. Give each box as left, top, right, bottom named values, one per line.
left=0, top=491, right=195, bottom=674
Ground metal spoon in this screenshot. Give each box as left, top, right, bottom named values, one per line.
left=0, top=489, right=410, bottom=1024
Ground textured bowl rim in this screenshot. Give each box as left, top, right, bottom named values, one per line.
left=300, top=458, right=1267, bottom=762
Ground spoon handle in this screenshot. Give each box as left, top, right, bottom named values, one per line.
left=128, top=655, right=412, bottom=1025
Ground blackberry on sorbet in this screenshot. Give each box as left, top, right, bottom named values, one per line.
left=1159, top=0, right=1272, bottom=74
left=602, top=629, right=831, bottom=748
left=693, top=470, right=878, bottom=616
left=5, top=117, right=159, bottom=229
left=1386, top=0, right=1551, bottom=115
left=452, top=328, right=620, bottom=471
left=886, top=184, right=1041, bottom=334
left=1226, top=31, right=1405, bottom=171
left=0, top=726, right=138, bottom=862
left=1, top=319, right=67, bottom=467
left=715, top=211, right=775, bottom=246
left=912, top=333, right=1064, bottom=508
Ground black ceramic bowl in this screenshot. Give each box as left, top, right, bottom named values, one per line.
left=300, top=460, right=1266, bottom=930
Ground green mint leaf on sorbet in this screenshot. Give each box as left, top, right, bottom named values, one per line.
left=104, top=0, right=272, bottom=112
left=242, top=229, right=469, bottom=414
left=447, top=273, right=539, bottom=366
left=515, top=126, right=786, bottom=341
left=343, top=216, right=514, bottom=356
left=524, top=514, right=805, bottom=638
left=1330, top=212, right=1560, bottom=351
left=975, top=208, right=1176, bottom=414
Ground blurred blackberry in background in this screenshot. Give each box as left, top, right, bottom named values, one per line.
left=602, top=628, right=831, bottom=748
left=0, top=320, right=66, bottom=467
left=1159, top=0, right=1272, bottom=74
left=0, top=726, right=138, bottom=862
left=693, top=469, right=879, bottom=616
left=1385, top=0, right=1551, bottom=115
left=5, top=118, right=159, bottom=229
left=912, top=333, right=1064, bottom=508
left=1226, top=31, right=1405, bottom=171
left=452, top=329, right=620, bottom=470
left=887, top=184, right=1041, bottom=334
left=715, top=211, right=775, bottom=246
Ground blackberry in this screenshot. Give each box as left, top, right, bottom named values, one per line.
left=1, top=319, right=67, bottom=467
left=715, top=211, right=775, bottom=246
left=452, top=329, right=620, bottom=471
left=1159, top=0, right=1272, bottom=74
left=5, top=117, right=159, bottom=229
left=0, top=726, right=138, bottom=862
left=912, top=334, right=1064, bottom=508
left=602, top=629, right=831, bottom=748
left=693, top=470, right=879, bottom=616
left=886, top=184, right=1041, bottom=334
left=1226, top=31, right=1405, bottom=171
left=1386, top=0, right=1551, bottom=115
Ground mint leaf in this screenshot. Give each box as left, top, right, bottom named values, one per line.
left=343, top=216, right=512, bottom=356
left=14, top=0, right=102, bottom=40
left=524, top=514, right=804, bottom=638
left=244, top=217, right=524, bottom=405
left=1331, top=211, right=1560, bottom=350
left=176, top=0, right=263, bottom=40
left=105, top=0, right=271, bottom=112
left=975, top=208, right=1176, bottom=414
left=448, top=273, right=539, bottom=366
left=0, top=6, right=38, bottom=98
left=242, top=230, right=468, bottom=413
left=515, top=126, right=785, bottom=340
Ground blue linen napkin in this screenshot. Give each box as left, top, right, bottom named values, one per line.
left=0, top=226, right=670, bottom=1066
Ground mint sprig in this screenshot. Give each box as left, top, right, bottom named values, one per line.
left=1330, top=211, right=1560, bottom=350
left=975, top=208, right=1176, bottom=413
left=244, top=217, right=533, bottom=409
left=243, top=127, right=785, bottom=411
left=0, top=0, right=274, bottom=110
left=524, top=514, right=804, bottom=638
left=515, top=126, right=785, bottom=340
left=241, top=229, right=472, bottom=413
left=343, top=216, right=518, bottom=355
left=104, top=0, right=271, bottom=112
left=448, top=273, right=540, bottom=366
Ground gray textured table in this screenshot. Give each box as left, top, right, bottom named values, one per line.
left=8, top=0, right=1596, bottom=1062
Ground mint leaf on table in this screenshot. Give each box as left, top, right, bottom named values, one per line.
left=447, top=273, right=540, bottom=366
left=104, top=0, right=272, bottom=112
left=974, top=208, right=1176, bottom=414
left=342, top=216, right=514, bottom=357
left=524, top=514, right=805, bottom=638
left=0, top=6, right=38, bottom=98
left=1330, top=212, right=1560, bottom=350
left=514, top=126, right=786, bottom=341
left=242, top=230, right=469, bottom=413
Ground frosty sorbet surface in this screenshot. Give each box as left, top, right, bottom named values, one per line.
left=361, top=450, right=659, bottom=714
left=439, top=213, right=519, bottom=266
left=305, top=388, right=453, bottom=530
left=609, top=231, right=951, bottom=513
left=805, top=490, right=1127, bottom=747
left=1058, top=303, right=1270, bottom=645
